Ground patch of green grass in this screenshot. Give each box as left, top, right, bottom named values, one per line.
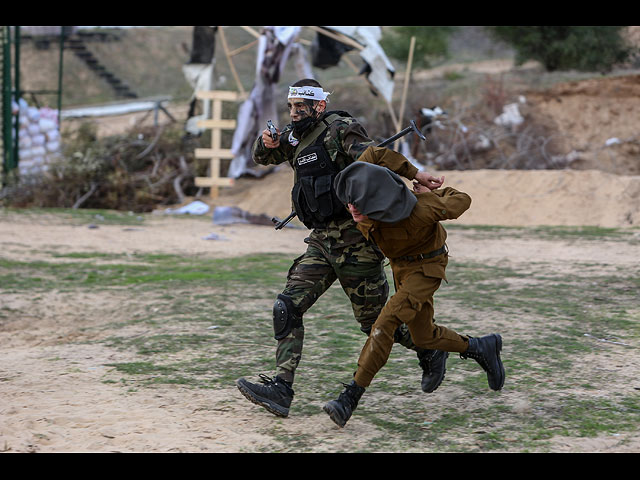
left=1, top=206, right=147, bottom=226
left=447, top=224, right=640, bottom=243
left=106, top=333, right=216, bottom=355
left=0, top=252, right=291, bottom=291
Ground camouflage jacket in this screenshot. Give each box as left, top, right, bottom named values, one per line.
left=252, top=111, right=367, bottom=169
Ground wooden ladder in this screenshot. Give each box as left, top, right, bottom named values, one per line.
left=194, top=90, right=241, bottom=198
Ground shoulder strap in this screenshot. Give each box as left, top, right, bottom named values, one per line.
left=293, top=113, right=343, bottom=159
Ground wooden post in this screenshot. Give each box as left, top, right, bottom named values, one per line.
left=194, top=90, right=241, bottom=198
left=397, top=36, right=416, bottom=133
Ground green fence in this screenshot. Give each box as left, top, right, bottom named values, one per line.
left=1, top=25, right=17, bottom=186
left=1, top=26, right=66, bottom=187
left=1, top=26, right=7, bottom=185
left=1, top=27, right=3, bottom=186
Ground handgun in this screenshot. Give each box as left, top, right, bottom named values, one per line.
left=267, top=120, right=278, bottom=142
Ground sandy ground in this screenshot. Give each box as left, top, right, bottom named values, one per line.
left=1, top=166, right=640, bottom=453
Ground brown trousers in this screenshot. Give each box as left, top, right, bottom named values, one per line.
left=354, top=261, right=469, bottom=388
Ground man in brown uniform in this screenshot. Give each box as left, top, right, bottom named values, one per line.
left=325, top=161, right=505, bottom=428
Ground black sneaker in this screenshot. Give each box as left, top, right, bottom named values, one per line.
left=460, top=334, right=505, bottom=391
left=236, top=374, right=294, bottom=417
left=417, top=349, right=449, bottom=393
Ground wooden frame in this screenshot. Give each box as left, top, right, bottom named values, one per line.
left=193, top=90, right=240, bottom=198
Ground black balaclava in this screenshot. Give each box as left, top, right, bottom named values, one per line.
left=292, top=99, right=321, bottom=137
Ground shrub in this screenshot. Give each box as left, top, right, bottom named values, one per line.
left=487, top=26, right=631, bottom=72
left=381, top=26, right=457, bottom=68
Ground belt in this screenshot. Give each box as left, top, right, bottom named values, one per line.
left=392, top=245, right=448, bottom=263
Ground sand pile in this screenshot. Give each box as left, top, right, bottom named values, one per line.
left=525, top=74, right=640, bottom=177
left=440, top=168, right=640, bottom=228
left=214, top=166, right=640, bottom=229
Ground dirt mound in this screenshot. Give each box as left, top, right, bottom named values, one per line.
left=211, top=166, right=640, bottom=229
left=441, top=168, right=640, bottom=228
left=525, top=74, right=640, bottom=176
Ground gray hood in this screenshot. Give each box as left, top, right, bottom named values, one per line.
left=334, top=162, right=417, bottom=223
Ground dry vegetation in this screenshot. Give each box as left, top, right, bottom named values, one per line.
left=2, top=122, right=203, bottom=211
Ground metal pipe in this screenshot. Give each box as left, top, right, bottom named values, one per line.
left=13, top=26, right=20, bottom=170
left=2, top=27, right=12, bottom=179
left=58, top=26, right=64, bottom=123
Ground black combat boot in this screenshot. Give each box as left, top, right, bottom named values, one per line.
left=459, top=334, right=505, bottom=391
left=323, top=380, right=365, bottom=428
left=417, top=349, right=449, bottom=393
left=236, top=374, right=294, bottom=417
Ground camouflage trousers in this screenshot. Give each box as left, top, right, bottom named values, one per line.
left=274, top=225, right=420, bottom=384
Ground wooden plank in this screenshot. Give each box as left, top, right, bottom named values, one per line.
left=195, top=176, right=234, bottom=187
left=239, top=26, right=261, bottom=39
left=196, top=90, right=243, bottom=101
left=397, top=36, right=416, bottom=133
left=196, top=119, right=237, bottom=130
left=307, top=26, right=364, bottom=51
left=228, top=39, right=258, bottom=57
left=218, top=27, right=246, bottom=96
left=194, top=148, right=234, bottom=159
left=192, top=89, right=243, bottom=197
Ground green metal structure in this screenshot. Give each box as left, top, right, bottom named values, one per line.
left=1, top=26, right=64, bottom=186
left=1, top=26, right=14, bottom=185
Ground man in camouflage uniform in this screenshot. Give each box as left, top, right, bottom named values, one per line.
left=235, top=79, right=447, bottom=418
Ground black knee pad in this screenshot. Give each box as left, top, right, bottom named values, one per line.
left=273, top=294, right=302, bottom=340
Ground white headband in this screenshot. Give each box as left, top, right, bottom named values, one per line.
left=288, top=86, right=330, bottom=102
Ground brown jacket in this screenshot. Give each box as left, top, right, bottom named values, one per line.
left=357, top=146, right=419, bottom=180
left=355, top=187, right=471, bottom=280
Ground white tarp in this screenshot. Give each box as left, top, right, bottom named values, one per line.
left=228, top=26, right=313, bottom=178
left=183, top=63, right=215, bottom=135
left=322, top=26, right=396, bottom=103
left=61, top=98, right=171, bottom=118
left=226, top=25, right=396, bottom=178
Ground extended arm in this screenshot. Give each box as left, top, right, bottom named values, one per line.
left=414, top=187, right=472, bottom=223
left=356, top=145, right=444, bottom=190
left=251, top=125, right=295, bottom=166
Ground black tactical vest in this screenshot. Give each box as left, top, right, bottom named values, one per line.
left=290, top=112, right=352, bottom=229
